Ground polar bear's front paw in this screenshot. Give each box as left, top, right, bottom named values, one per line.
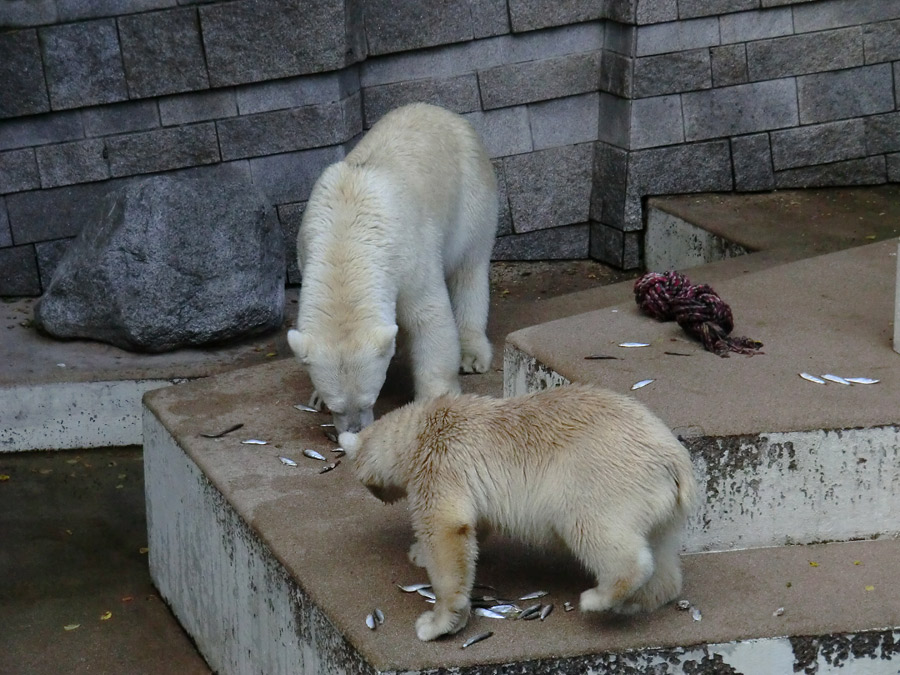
left=459, top=337, right=492, bottom=374
left=408, top=539, right=428, bottom=567
left=415, top=608, right=466, bottom=641
left=307, top=390, right=324, bottom=411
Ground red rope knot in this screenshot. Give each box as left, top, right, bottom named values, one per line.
left=633, top=271, right=763, bottom=357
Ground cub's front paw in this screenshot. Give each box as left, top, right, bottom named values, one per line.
left=415, top=609, right=464, bottom=641
left=459, top=338, right=491, bottom=374
left=408, top=539, right=428, bottom=568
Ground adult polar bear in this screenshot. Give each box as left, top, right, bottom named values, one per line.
left=288, top=103, right=498, bottom=434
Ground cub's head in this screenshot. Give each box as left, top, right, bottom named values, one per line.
left=287, top=324, right=397, bottom=434
left=339, top=407, right=416, bottom=504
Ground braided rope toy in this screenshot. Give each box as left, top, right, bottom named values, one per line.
left=633, top=271, right=764, bottom=357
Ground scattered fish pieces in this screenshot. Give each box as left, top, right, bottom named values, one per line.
left=374, top=608, right=385, bottom=625
left=332, top=447, right=346, bottom=457
left=461, top=631, right=493, bottom=649
left=319, top=461, right=340, bottom=474
left=417, top=588, right=437, bottom=600
left=631, top=379, right=654, bottom=390
left=519, top=590, right=548, bottom=600
left=584, top=354, right=618, bottom=360
left=619, top=342, right=650, bottom=348
left=200, top=423, right=244, bottom=438
left=773, top=607, right=785, bottom=617
left=822, top=374, right=851, bottom=385
left=303, top=449, right=327, bottom=461
left=474, top=608, right=506, bottom=620
left=539, top=603, right=554, bottom=621
left=676, top=599, right=691, bottom=611
left=365, top=613, right=377, bottom=630
left=397, top=582, right=431, bottom=593
left=278, top=457, right=298, bottom=467
left=563, top=601, right=574, bottom=612
left=799, top=373, right=826, bottom=385
left=845, top=377, right=879, bottom=385
left=323, top=429, right=339, bottom=443
left=690, top=607, right=702, bottom=622
left=518, top=603, right=542, bottom=620
left=241, top=439, right=268, bottom=445
left=294, top=404, right=320, bottom=413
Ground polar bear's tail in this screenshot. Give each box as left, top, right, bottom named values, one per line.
left=668, top=454, right=698, bottom=522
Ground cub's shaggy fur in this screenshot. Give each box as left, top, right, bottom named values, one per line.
left=287, top=103, right=498, bottom=434
left=339, top=384, right=697, bottom=641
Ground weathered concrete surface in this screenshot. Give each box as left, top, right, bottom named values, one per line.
left=143, top=359, right=900, bottom=673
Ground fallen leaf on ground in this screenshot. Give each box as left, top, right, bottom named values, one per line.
left=63, top=624, right=80, bottom=631
left=100, top=611, right=112, bottom=621
left=808, top=561, right=819, bottom=567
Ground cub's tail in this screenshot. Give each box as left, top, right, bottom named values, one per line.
left=668, top=450, right=698, bottom=522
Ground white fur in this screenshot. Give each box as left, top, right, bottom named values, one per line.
left=289, top=103, right=498, bottom=434
left=345, top=384, right=698, bottom=641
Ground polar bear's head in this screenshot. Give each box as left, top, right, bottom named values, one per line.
left=287, top=324, right=398, bottom=434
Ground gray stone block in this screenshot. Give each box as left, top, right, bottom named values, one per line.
left=276, top=201, right=305, bottom=284
left=770, top=119, right=866, bottom=171
left=217, top=102, right=345, bottom=161
left=731, top=133, right=774, bottom=191
left=34, top=163, right=284, bottom=351
left=863, top=19, right=900, bottom=64
left=633, top=49, right=711, bottom=98
left=507, top=0, right=603, bottom=32
left=201, top=0, right=358, bottom=88
left=248, top=145, right=345, bottom=205
left=683, top=78, right=798, bottom=141
left=0, top=148, right=40, bottom=194
left=362, top=74, right=480, bottom=128
left=106, top=123, right=220, bottom=177
left=492, top=224, right=589, bottom=260
left=888, top=153, right=900, bottom=182
left=591, top=142, right=628, bottom=225
left=636, top=0, right=678, bottom=24
left=896, top=63, right=900, bottom=107
left=761, top=0, right=815, bottom=5
left=600, top=50, right=633, bottom=98
left=462, top=107, right=533, bottom=159
left=6, top=180, right=119, bottom=244
left=678, top=0, right=758, bottom=19
left=775, top=156, right=887, bottom=189
left=0, top=0, right=57, bottom=28
left=0, top=244, right=40, bottom=296
left=865, top=112, right=900, bottom=155
left=160, top=90, right=238, bottom=126
left=630, top=95, right=684, bottom=149
left=605, top=22, right=636, bottom=55
left=793, top=0, right=900, bottom=33
left=471, top=0, right=510, bottom=38
left=503, top=144, right=592, bottom=233
left=41, top=19, right=128, bottom=110
left=364, top=0, right=472, bottom=55
left=797, top=64, right=894, bottom=124
left=746, top=27, right=863, bottom=81
left=529, top=93, right=600, bottom=151
left=635, top=17, right=719, bottom=57
left=35, top=139, right=110, bottom=188
left=719, top=6, right=792, bottom=43
left=0, top=198, right=11, bottom=247
left=710, top=44, right=749, bottom=87
left=0, top=111, right=83, bottom=152
left=56, top=0, right=174, bottom=22
left=82, top=101, right=161, bottom=137
left=341, top=92, right=364, bottom=142
left=35, top=237, right=72, bottom=290
left=235, top=70, right=360, bottom=115
left=478, top=51, right=601, bottom=110
left=606, top=0, right=636, bottom=23
left=589, top=221, right=641, bottom=269
left=0, top=29, right=50, bottom=118
left=492, top=159, right=513, bottom=237
left=597, top=93, right=632, bottom=149
left=119, top=7, right=209, bottom=98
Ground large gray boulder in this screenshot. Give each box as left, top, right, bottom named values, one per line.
left=34, top=164, right=285, bottom=352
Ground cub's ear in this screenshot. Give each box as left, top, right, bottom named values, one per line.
left=373, top=324, right=398, bottom=357
left=287, top=329, right=313, bottom=364
left=338, top=431, right=360, bottom=458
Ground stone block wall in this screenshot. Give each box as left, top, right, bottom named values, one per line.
left=1, top=0, right=898, bottom=295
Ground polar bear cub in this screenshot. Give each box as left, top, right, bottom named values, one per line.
left=339, top=384, right=697, bottom=641
left=287, top=103, right=498, bottom=434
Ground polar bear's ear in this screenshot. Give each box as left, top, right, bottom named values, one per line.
left=373, top=324, right=398, bottom=357
left=338, top=431, right=360, bottom=458
left=287, top=329, right=313, bottom=364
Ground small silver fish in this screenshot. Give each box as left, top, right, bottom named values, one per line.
left=845, top=377, right=879, bottom=384
left=332, top=448, right=346, bottom=457
left=799, top=372, right=826, bottom=384
left=320, top=423, right=336, bottom=428
left=822, top=373, right=851, bottom=385
left=772, top=607, right=785, bottom=617
left=303, top=449, right=327, bottom=461
left=461, top=631, right=493, bottom=649
left=397, top=583, right=431, bottom=593
left=539, top=603, right=554, bottom=620
left=474, top=608, right=506, bottom=619
left=373, top=608, right=385, bottom=625
left=518, top=603, right=542, bottom=620
left=676, top=599, right=691, bottom=611
left=488, top=604, right=519, bottom=615
left=619, top=342, right=650, bottom=348
left=200, top=423, right=244, bottom=438
left=278, top=457, right=298, bottom=467
left=631, top=379, right=654, bottom=390
left=563, top=601, right=574, bottom=612
left=323, top=429, right=339, bottom=443
left=519, top=590, right=548, bottom=600
left=294, top=404, right=320, bottom=413
left=319, top=461, right=340, bottom=474
left=241, top=439, right=267, bottom=445
left=584, top=354, right=618, bottom=360
left=691, top=606, right=702, bottom=622
left=365, top=613, right=376, bottom=630
left=417, top=588, right=437, bottom=600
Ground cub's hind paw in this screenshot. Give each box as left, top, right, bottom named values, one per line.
left=415, top=609, right=465, bottom=641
